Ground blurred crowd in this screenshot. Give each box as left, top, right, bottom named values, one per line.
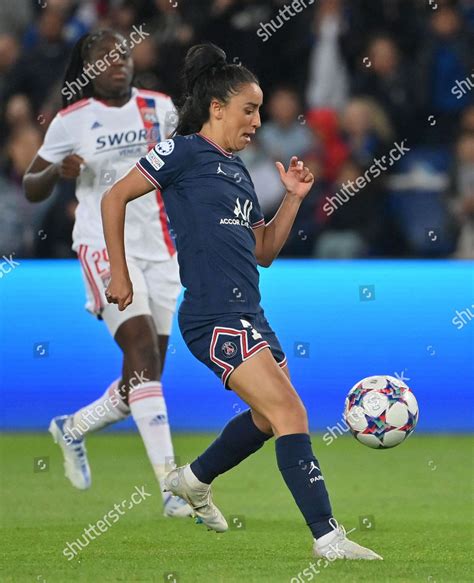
left=1, top=0, right=473, bottom=259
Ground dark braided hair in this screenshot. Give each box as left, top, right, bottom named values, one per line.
left=61, top=29, right=125, bottom=108
left=174, top=43, right=259, bottom=136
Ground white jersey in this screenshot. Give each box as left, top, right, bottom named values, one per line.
left=38, top=87, right=176, bottom=261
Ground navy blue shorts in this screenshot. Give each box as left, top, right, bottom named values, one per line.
left=178, top=308, right=287, bottom=388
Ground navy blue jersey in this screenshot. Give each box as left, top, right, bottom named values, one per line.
left=136, top=133, right=266, bottom=316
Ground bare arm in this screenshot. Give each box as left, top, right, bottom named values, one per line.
left=254, top=157, right=314, bottom=267
left=101, top=166, right=154, bottom=310
left=23, top=154, right=84, bottom=203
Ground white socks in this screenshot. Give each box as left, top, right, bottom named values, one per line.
left=129, top=381, right=176, bottom=502
left=67, top=379, right=130, bottom=440
left=66, top=378, right=177, bottom=505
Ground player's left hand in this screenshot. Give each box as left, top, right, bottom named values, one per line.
left=275, top=156, right=314, bottom=201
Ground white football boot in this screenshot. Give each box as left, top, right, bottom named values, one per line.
left=49, top=415, right=91, bottom=490
left=313, top=521, right=383, bottom=560
left=163, top=464, right=228, bottom=532
left=163, top=493, right=194, bottom=518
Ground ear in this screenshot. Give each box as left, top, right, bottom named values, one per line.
left=209, top=99, right=224, bottom=121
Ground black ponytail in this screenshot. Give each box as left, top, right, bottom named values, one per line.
left=61, top=29, right=122, bottom=108
left=174, top=43, right=259, bottom=136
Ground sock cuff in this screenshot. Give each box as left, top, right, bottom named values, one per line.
left=129, top=381, right=163, bottom=405
left=276, top=433, right=311, bottom=446
left=275, top=433, right=313, bottom=470
left=129, top=382, right=167, bottom=421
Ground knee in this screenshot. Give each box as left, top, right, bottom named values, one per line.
left=283, top=391, right=308, bottom=423
left=266, top=387, right=308, bottom=433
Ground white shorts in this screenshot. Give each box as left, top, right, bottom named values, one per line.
left=77, top=244, right=181, bottom=337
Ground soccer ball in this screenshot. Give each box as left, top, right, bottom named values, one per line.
left=343, top=375, right=419, bottom=449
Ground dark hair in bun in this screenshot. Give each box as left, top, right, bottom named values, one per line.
left=174, top=43, right=258, bottom=136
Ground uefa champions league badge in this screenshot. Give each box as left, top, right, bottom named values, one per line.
left=156, top=139, right=175, bottom=156
left=222, top=341, right=237, bottom=359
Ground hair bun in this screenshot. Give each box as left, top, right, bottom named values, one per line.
left=184, top=43, right=227, bottom=93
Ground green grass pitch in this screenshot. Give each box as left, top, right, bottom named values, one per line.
left=1, top=432, right=472, bottom=582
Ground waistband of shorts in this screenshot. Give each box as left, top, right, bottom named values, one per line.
left=178, top=306, right=263, bottom=327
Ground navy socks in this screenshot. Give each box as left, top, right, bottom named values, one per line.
left=189, top=416, right=333, bottom=540
left=190, top=410, right=272, bottom=484
left=276, top=433, right=334, bottom=539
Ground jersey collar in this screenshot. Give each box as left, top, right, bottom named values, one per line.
left=92, top=88, right=137, bottom=108
left=197, top=133, right=234, bottom=158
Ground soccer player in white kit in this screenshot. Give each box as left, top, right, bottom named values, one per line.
left=23, top=29, right=191, bottom=518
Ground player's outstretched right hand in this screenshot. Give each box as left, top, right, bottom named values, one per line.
left=58, top=154, right=84, bottom=179
left=105, top=276, right=133, bottom=311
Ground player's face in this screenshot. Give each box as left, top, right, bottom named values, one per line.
left=88, top=35, right=134, bottom=99
left=221, top=83, right=263, bottom=152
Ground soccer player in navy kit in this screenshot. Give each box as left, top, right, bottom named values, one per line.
left=101, top=44, right=382, bottom=560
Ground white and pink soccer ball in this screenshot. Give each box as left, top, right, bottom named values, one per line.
left=343, top=375, right=419, bottom=449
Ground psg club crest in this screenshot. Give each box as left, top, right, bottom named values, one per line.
left=222, top=341, right=237, bottom=359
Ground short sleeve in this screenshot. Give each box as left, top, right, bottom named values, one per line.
left=250, top=189, right=265, bottom=228
left=136, top=137, right=189, bottom=190
left=37, top=115, right=75, bottom=163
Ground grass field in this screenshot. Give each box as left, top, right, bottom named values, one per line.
left=1, top=432, right=472, bottom=582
